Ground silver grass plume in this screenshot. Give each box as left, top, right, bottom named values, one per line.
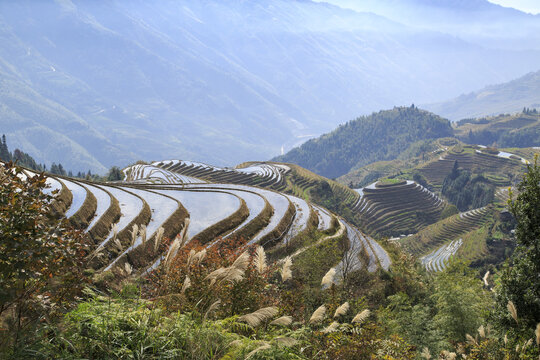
left=245, top=343, right=271, bottom=360
left=139, top=224, right=147, bottom=244
left=504, top=334, right=508, bottom=346
left=205, top=266, right=245, bottom=286
left=321, top=268, right=336, bottom=288
left=186, top=249, right=196, bottom=268
left=154, top=227, right=165, bottom=253
left=124, top=262, right=133, bottom=276
left=270, top=316, right=293, bottom=326
left=181, top=275, right=191, bottom=295
left=111, top=223, right=118, bottom=242
left=238, top=307, right=278, bottom=327
left=483, top=271, right=490, bottom=287
left=254, top=246, right=267, bottom=274
left=420, top=347, right=431, bottom=360
left=130, top=224, right=139, bottom=247
left=334, top=302, right=349, bottom=318
left=523, top=339, right=532, bottom=350
left=179, top=218, right=191, bottom=248
left=478, top=325, right=485, bottom=338
left=507, top=301, right=518, bottom=324
left=535, top=323, right=540, bottom=346
left=194, top=249, right=207, bottom=266
left=466, top=334, right=477, bottom=345
left=114, top=238, right=123, bottom=252
left=228, top=339, right=243, bottom=348
left=203, top=299, right=221, bottom=322
left=323, top=321, right=340, bottom=333
left=280, top=256, right=292, bottom=282
left=164, top=238, right=181, bottom=273
left=352, top=309, right=370, bottom=324
left=232, top=251, right=250, bottom=271
left=274, top=337, right=298, bottom=347
left=309, top=305, right=326, bottom=324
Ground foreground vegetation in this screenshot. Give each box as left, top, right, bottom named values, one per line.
left=1, top=161, right=540, bottom=359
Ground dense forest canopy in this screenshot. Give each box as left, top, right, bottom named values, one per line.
left=275, top=106, right=453, bottom=179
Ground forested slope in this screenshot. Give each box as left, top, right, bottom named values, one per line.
left=274, top=107, right=453, bottom=179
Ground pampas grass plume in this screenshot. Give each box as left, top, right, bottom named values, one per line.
left=507, top=300, right=518, bottom=324
left=478, top=325, right=485, bottom=338
left=274, top=337, right=297, bottom=347
left=164, top=238, right=181, bottom=272
left=194, top=249, right=207, bottom=266
left=270, top=316, right=293, bottom=326
left=352, top=309, right=370, bottom=324
left=323, top=321, right=340, bottom=333
left=535, top=323, right=540, bottom=346
left=140, top=224, right=147, bottom=244
left=245, top=343, right=271, bottom=360
left=124, top=262, right=132, bottom=276
left=420, top=347, right=431, bottom=360
left=254, top=246, right=267, bottom=274
left=154, top=227, right=165, bottom=252
left=281, top=256, right=292, bottom=282
left=130, top=224, right=139, bottom=247
left=186, top=249, right=196, bottom=268
left=321, top=267, right=336, bottom=288
left=181, top=275, right=191, bottom=295
left=334, top=302, right=349, bottom=318
left=203, top=299, right=221, bottom=321
left=114, top=238, right=123, bottom=252
left=238, top=307, right=278, bottom=327
left=232, top=251, right=250, bottom=271
left=483, top=271, right=490, bottom=287
left=309, top=305, right=326, bottom=324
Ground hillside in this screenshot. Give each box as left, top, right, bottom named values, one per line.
left=426, top=71, right=540, bottom=120
left=274, top=107, right=454, bottom=179
left=454, top=111, right=540, bottom=147
left=2, top=0, right=540, bottom=172
left=319, top=0, right=540, bottom=50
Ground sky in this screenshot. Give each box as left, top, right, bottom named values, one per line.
left=488, top=0, right=540, bottom=14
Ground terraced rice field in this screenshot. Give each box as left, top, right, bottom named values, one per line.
left=421, top=239, right=462, bottom=272
left=353, top=180, right=446, bottom=237
left=124, top=164, right=203, bottom=184
left=403, top=206, right=491, bottom=270
left=419, top=145, right=526, bottom=187
left=26, top=159, right=390, bottom=279
left=152, top=160, right=289, bottom=190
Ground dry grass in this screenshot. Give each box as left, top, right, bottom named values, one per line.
left=309, top=305, right=326, bottom=324
left=352, top=309, right=370, bottom=324
left=321, top=267, right=336, bottom=288
left=254, top=246, right=267, bottom=274
left=270, top=316, right=293, bottom=326
left=507, top=301, right=518, bottom=324
left=238, top=307, right=278, bottom=327
left=334, top=302, right=349, bottom=318
left=280, top=256, right=292, bottom=282
left=323, top=321, right=339, bottom=333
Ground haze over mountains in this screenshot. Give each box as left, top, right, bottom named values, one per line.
left=1, top=0, right=539, bottom=173
left=426, top=70, right=540, bottom=120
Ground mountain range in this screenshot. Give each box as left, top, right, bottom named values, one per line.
left=425, top=70, right=540, bottom=120
left=1, top=0, right=539, bottom=173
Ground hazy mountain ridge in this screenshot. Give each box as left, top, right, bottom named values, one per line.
left=425, top=70, right=540, bottom=121
left=1, top=0, right=540, bottom=172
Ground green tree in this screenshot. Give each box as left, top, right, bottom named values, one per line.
left=0, top=162, right=88, bottom=354
left=494, top=156, right=540, bottom=334
left=432, top=261, right=490, bottom=344
left=107, top=166, right=123, bottom=181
